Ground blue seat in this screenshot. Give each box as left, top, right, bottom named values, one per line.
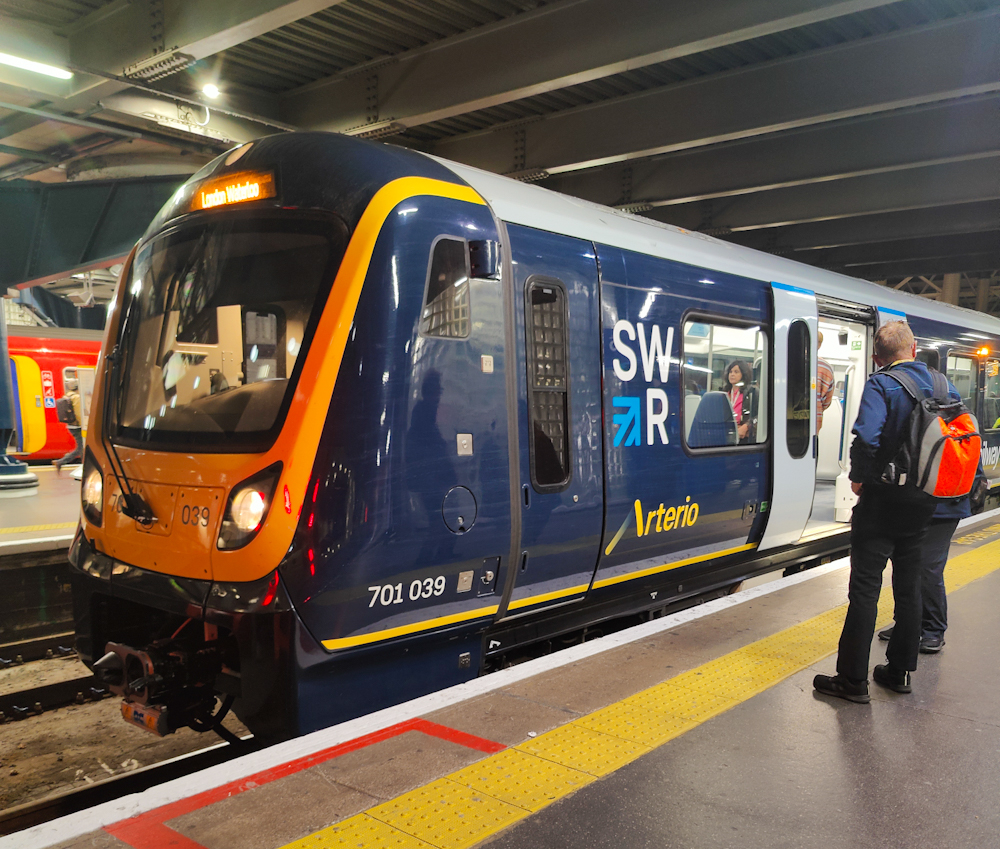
left=688, top=391, right=737, bottom=448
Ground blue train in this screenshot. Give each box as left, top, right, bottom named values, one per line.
left=70, top=132, right=1000, bottom=741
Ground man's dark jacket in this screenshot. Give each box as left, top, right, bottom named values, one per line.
left=849, top=360, right=962, bottom=501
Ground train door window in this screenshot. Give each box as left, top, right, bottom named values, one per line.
left=420, top=237, right=470, bottom=339
left=786, top=320, right=811, bottom=459
left=682, top=320, right=768, bottom=449
left=527, top=280, right=570, bottom=489
left=946, top=355, right=976, bottom=410
left=62, top=366, right=77, bottom=388
left=985, top=359, right=1000, bottom=429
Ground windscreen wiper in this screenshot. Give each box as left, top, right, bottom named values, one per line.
left=101, top=344, right=156, bottom=525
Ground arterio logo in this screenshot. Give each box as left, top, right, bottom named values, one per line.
left=610, top=320, right=673, bottom=447
left=605, top=495, right=701, bottom=554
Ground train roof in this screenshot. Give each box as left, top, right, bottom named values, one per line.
left=433, top=155, right=1000, bottom=338
left=7, top=326, right=104, bottom=342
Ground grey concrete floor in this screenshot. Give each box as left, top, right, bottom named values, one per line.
left=483, top=566, right=1000, bottom=849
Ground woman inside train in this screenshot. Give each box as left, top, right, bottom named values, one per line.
left=724, top=360, right=754, bottom=443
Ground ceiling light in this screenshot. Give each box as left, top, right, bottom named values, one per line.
left=0, top=51, right=73, bottom=79
left=202, top=84, right=219, bottom=99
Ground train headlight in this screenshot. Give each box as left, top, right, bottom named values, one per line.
left=232, top=489, right=267, bottom=531
left=81, top=451, right=103, bottom=526
left=218, top=462, right=282, bottom=550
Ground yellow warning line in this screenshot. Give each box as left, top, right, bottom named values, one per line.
left=0, top=522, right=76, bottom=535
left=279, top=539, right=1000, bottom=849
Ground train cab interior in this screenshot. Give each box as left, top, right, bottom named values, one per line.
left=802, top=315, right=871, bottom=537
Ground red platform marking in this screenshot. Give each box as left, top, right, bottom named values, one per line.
left=104, top=718, right=505, bottom=849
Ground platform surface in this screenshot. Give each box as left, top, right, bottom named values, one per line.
left=0, top=465, right=79, bottom=555
left=8, top=510, right=1000, bottom=849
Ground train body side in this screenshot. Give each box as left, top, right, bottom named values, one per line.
left=6, top=330, right=101, bottom=461
left=68, top=132, right=1000, bottom=742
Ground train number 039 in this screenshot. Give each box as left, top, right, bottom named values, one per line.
left=181, top=505, right=210, bottom=527
left=368, top=576, right=446, bottom=607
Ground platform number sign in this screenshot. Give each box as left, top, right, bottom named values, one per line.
left=41, top=370, right=56, bottom=408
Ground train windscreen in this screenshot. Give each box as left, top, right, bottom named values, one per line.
left=113, top=213, right=346, bottom=451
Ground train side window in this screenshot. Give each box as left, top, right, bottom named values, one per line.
left=62, top=366, right=77, bottom=388
left=682, top=320, right=768, bottom=449
left=984, top=359, right=1000, bottom=429
left=786, top=320, right=811, bottom=459
left=420, top=237, right=470, bottom=339
left=527, top=280, right=570, bottom=489
left=946, top=355, right=976, bottom=410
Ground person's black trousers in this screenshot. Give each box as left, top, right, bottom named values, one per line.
left=836, top=488, right=935, bottom=681
left=921, top=517, right=960, bottom=639
left=56, top=427, right=83, bottom=468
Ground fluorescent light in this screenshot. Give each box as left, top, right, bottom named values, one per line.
left=202, top=83, right=219, bottom=98
left=0, top=51, right=72, bottom=80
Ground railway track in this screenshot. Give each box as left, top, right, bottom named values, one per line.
left=0, top=673, right=107, bottom=723
left=0, top=734, right=260, bottom=836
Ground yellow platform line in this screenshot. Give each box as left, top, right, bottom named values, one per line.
left=278, top=539, right=1000, bottom=849
left=0, top=522, right=76, bottom=535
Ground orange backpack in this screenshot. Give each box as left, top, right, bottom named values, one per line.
left=884, top=369, right=981, bottom=499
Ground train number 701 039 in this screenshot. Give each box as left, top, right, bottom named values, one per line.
left=368, top=576, right=447, bottom=607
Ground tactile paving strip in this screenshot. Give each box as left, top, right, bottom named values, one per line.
left=283, top=815, right=432, bottom=848
left=366, top=778, right=525, bottom=849
left=448, top=748, right=594, bottom=812
left=276, top=537, right=1000, bottom=849
left=0, top=522, right=76, bottom=534
left=514, top=723, right=650, bottom=777
left=953, top=522, right=1000, bottom=545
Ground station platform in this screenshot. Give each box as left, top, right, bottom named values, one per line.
left=8, top=510, right=1000, bottom=849
left=0, top=464, right=79, bottom=556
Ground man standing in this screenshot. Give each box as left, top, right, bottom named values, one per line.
left=814, top=321, right=960, bottom=702
left=816, top=331, right=835, bottom=431
left=876, top=347, right=986, bottom=654
left=54, top=377, right=83, bottom=471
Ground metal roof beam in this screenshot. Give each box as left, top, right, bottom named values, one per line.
left=68, top=0, right=350, bottom=93
left=429, top=11, right=1000, bottom=175
left=797, top=232, right=1000, bottom=270
left=837, top=253, right=1000, bottom=280
left=539, top=95, right=1000, bottom=208
left=280, top=0, right=902, bottom=132
left=726, top=201, right=1000, bottom=252
left=642, top=157, right=1000, bottom=232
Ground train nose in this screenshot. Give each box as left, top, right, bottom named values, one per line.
left=93, top=649, right=126, bottom=688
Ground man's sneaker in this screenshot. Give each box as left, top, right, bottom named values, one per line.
left=873, top=663, right=912, bottom=693
left=813, top=674, right=870, bottom=703
left=919, top=636, right=945, bottom=653
left=878, top=625, right=893, bottom=641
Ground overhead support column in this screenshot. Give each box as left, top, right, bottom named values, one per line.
left=977, top=278, right=991, bottom=313
left=942, top=273, right=961, bottom=305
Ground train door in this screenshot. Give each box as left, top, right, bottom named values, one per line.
left=805, top=299, right=874, bottom=534
left=757, top=282, right=817, bottom=551
left=495, top=224, right=604, bottom=621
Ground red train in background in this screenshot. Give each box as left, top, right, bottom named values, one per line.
left=6, top=327, right=103, bottom=462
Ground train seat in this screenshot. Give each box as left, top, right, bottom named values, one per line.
left=688, top=391, right=737, bottom=448
left=684, top=394, right=701, bottom=441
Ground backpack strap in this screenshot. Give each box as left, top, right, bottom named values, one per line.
left=929, top=369, right=949, bottom=403
left=882, top=367, right=921, bottom=401
left=883, top=365, right=949, bottom=404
